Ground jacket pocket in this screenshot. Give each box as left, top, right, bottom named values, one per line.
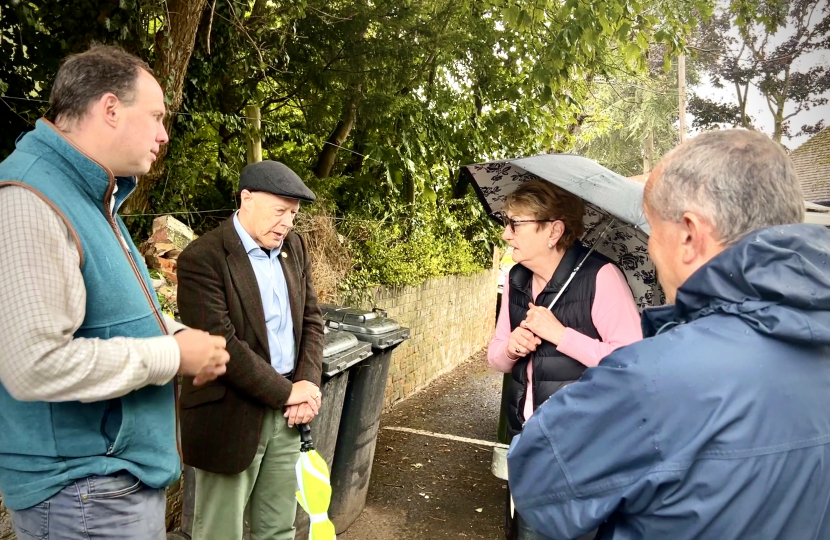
left=180, top=384, right=226, bottom=409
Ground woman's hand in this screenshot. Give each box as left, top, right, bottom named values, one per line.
left=523, top=302, right=567, bottom=345
left=507, top=326, right=542, bottom=359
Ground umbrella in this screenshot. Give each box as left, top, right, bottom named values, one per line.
left=462, top=153, right=662, bottom=310
left=295, top=424, right=336, bottom=540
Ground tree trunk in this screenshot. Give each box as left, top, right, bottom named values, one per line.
left=452, top=168, right=469, bottom=199
left=772, top=68, right=791, bottom=143
left=125, top=0, right=210, bottom=214
left=342, top=123, right=366, bottom=176
left=250, top=0, right=269, bottom=21
left=643, top=129, right=654, bottom=173
left=313, top=84, right=362, bottom=179
left=403, top=173, right=416, bottom=205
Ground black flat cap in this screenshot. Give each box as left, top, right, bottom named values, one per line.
left=239, top=160, right=316, bottom=202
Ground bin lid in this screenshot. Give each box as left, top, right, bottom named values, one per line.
left=319, top=304, right=401, bottom=336
left=322, top=326, right=360, bottom=358
left=321, top=327, right=373, bottom=378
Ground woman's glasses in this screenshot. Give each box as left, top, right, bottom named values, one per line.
left=496, top=212, right=557, bottom=233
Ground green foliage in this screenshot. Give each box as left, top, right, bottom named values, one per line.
left=339, top=195, right=499, bottom=292
left=572, top=47, right=689, bottom=176
left=0, top=0, right=163, bottom=155
left=1, top=0, right=713, bottom=294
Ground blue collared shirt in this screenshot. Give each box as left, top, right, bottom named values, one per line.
left=233, top=213, right=295, bottom=374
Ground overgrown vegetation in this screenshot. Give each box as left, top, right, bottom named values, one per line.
left=1, top=0, right=710, bottom=296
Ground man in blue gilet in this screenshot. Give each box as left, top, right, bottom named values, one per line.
left=0, top=45, right=230, bottom=539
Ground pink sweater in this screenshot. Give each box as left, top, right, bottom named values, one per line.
left=487, top=263, right=643, bottom=421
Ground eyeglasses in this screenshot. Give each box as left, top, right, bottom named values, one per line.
left=496, top=212, right=557, bottom=233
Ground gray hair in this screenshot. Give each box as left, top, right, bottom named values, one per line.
left=646, top=129, right=804, bottom=245
left=50, top=45, right=152, bottom=126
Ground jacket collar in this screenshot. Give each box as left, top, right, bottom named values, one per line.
left=221, top=218, right=304, bottom=355
left=641, top=305, right=682, bottom=338
left=510, top=241, right=585, bottom=300
left=19, top=119, right=135, bottom=214
left=640, top=224, right=830, bottom=340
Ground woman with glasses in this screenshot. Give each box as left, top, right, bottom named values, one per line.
left=488, top=180, right=642, bottom=540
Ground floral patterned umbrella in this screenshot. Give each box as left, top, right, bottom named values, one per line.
left=462, top=154, right=662, bottom=310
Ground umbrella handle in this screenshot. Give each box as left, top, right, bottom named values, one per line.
left=298, top=423, right=314, bottom=451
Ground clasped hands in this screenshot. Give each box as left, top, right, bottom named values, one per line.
left=284, top=380, right=323, bottom=427
left=174, top=329, right=321, bottom=426
left=506, top=302, right=566, bottom=360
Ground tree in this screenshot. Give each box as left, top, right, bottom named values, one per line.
left=691, top=0, right=830, bottom=141
left=1, top=0, right=713, bottom=265
left=125, top=0, right=211, bottom=213
left=572, top=45, right=687, bottom=176
left=0, top=0, right=209, bottom=213
left=0, top=0, right=158, bottom=155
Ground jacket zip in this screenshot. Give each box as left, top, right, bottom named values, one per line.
left=102, top=177, right=166, bottom=334
left=104, top=175, right=183, bottom=461
left=101, top=401, right=115, bottom=455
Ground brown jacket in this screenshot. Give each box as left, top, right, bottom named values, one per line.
left=176, top=218, right=324, bottom=474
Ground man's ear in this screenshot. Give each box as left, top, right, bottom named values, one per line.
left=239, top=189, right=254, bottom=210
left=680, top=212, right=710, bottom=265
left=99, top=93, right=120, bottom=128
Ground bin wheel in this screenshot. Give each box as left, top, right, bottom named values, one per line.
left=167, top=532, right=191, bottom=540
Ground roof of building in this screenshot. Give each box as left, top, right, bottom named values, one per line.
left=791, top=126, right=830, bottom=205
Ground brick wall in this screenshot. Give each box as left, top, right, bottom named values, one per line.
left=357, top=268, right=499, bottom=410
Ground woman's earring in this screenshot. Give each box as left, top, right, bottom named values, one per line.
left=548, top=243, right=553, bottom=248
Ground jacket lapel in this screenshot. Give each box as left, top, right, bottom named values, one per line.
left=222, top=220, right=271, bottom=358
left=279, top=235, right=303, bottom=348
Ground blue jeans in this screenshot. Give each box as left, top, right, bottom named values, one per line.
left=10, top=471, right=166, bottom=540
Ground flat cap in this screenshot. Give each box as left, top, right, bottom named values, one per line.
left=239, top=160, right=316, bottom=202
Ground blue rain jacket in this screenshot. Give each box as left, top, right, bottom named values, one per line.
left=508, top=224, right=830, bottom=540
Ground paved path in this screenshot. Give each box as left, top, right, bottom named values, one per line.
left=339, top=350, right=508, bottom=540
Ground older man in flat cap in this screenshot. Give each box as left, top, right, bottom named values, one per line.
left=176, top=160, right=325, bottom=540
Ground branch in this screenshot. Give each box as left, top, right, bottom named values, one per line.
left=206, top=0, right=216, bottom=55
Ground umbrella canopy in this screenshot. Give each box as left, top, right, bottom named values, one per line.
left=296, top=425, right=336, bottom=540
left=462, top=154, right=661, bottom=310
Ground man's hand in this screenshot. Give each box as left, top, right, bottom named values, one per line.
left=284, top=380, right=321, bottom=427
left=285, top=402, right=317, bottom=427
left=175, top=330, right=229, bottom=385
left=286, top=380, right=321, bottom=408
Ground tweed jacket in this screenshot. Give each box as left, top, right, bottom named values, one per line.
left=176, top=218, right=324, bottom=474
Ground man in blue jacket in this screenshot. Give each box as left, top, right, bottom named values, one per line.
left=508, top=129, right=830, bottom=540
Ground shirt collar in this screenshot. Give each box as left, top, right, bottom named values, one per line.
left=233, top=212, right=282, bottom=258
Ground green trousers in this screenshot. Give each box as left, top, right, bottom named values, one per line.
left=192, top=409, right=301, bottom=540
